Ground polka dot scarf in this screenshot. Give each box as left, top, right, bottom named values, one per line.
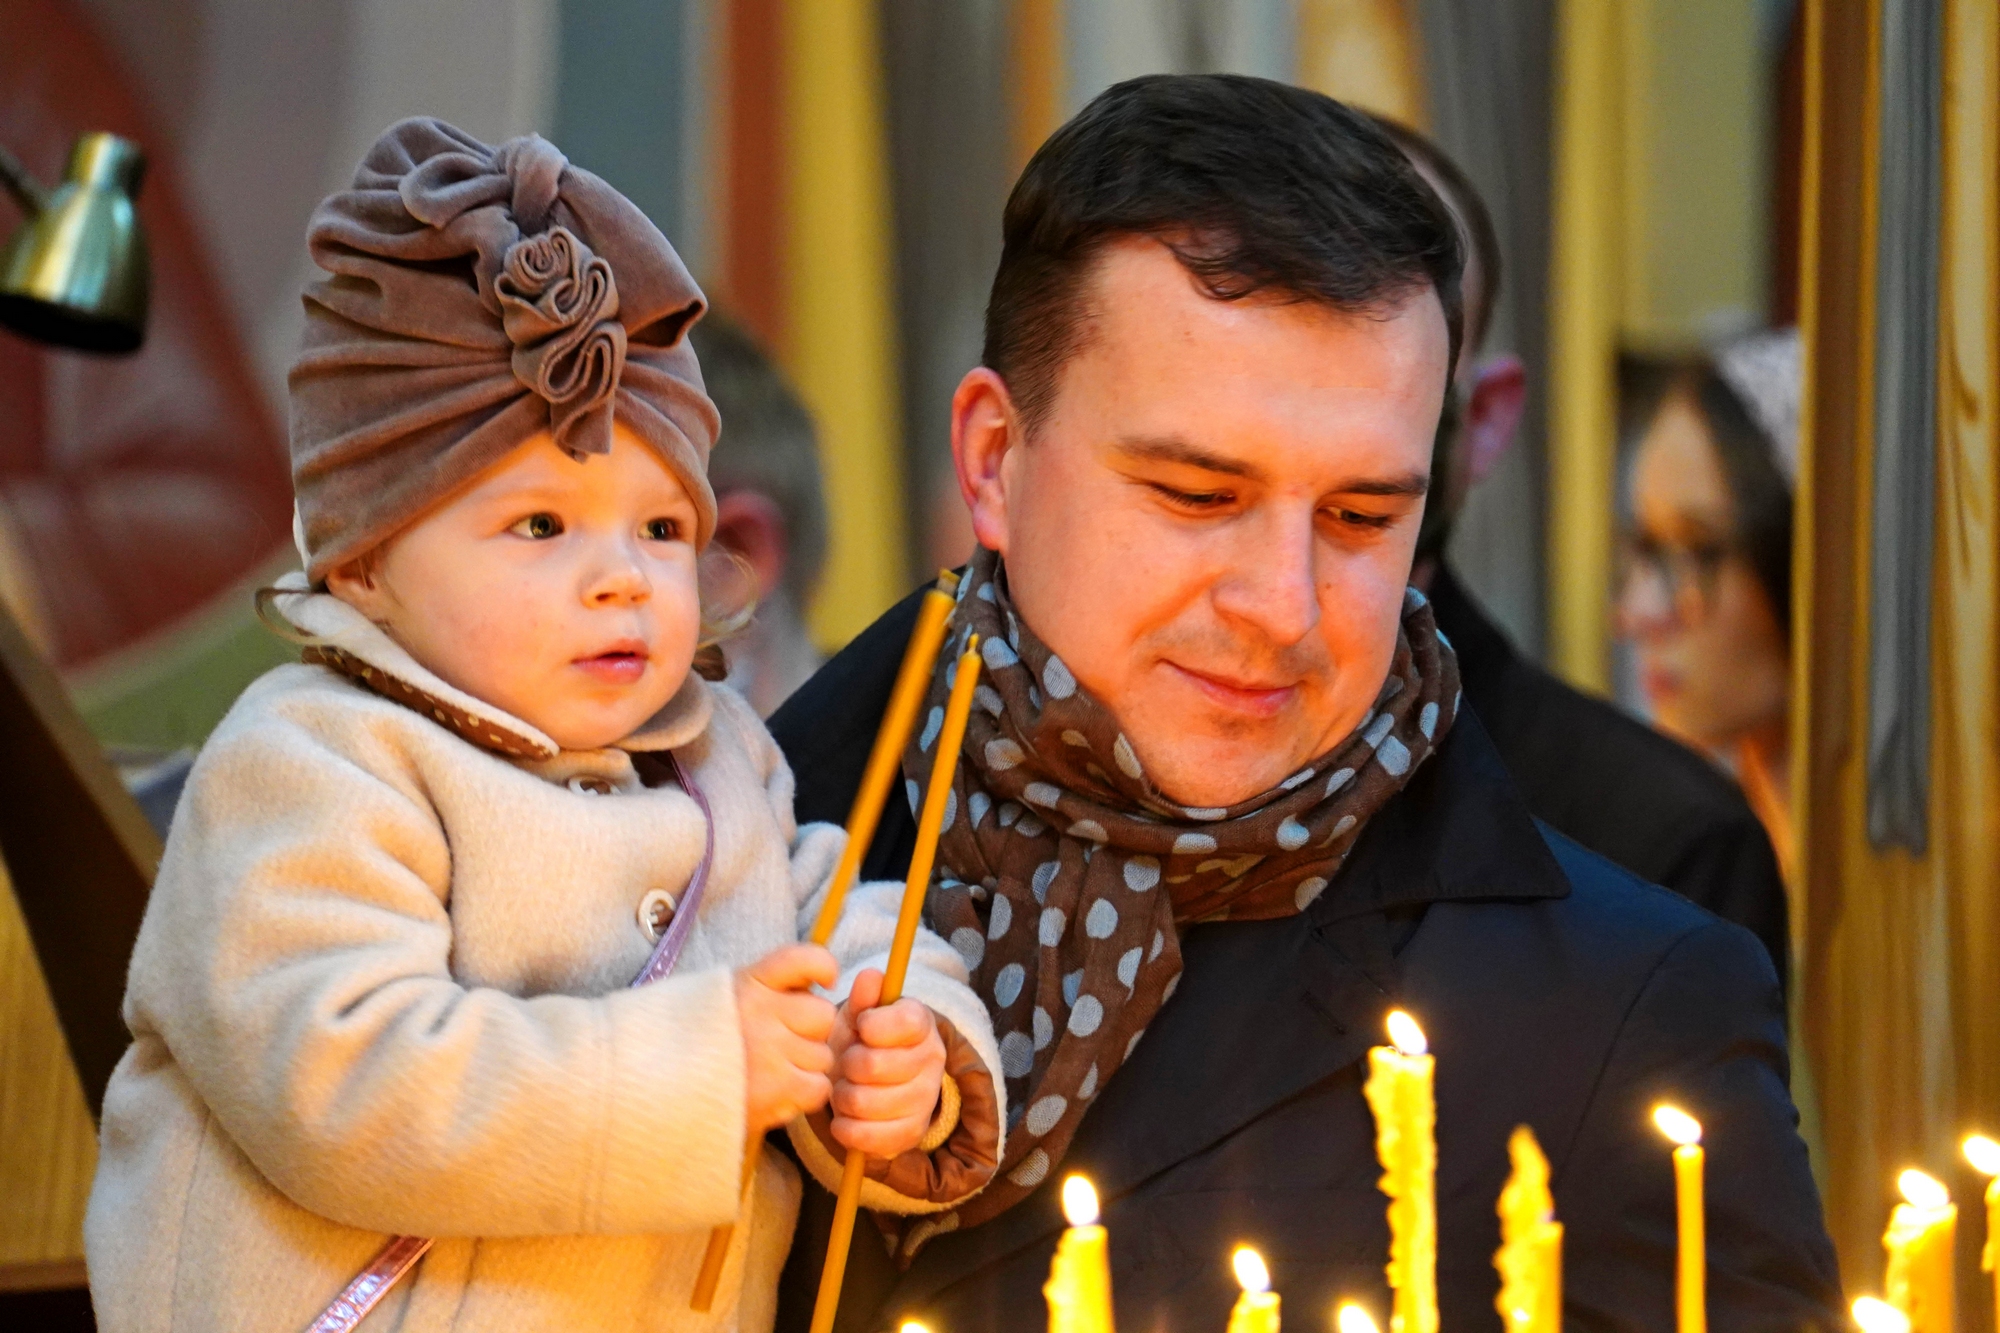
left=895, top=548, right=1461, bottom=1253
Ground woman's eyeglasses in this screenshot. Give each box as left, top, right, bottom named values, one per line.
left=1616, top=531, right=1735, bottom=622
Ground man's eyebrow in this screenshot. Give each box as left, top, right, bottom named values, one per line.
left=1336, top=472, right=1431, bottom=497
left=1113, top=435, right=1263, bottom=480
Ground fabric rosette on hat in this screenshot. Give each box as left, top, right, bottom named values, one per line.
left=288, top=117, right=721, bottom=584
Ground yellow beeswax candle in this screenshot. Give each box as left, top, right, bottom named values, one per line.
left=1965, top=1136, right=2000, bottom=1333
left=1856, top=1296, right=1915, bottom=1333
left=1363, top=1011, right=1437, bottom=1333
left=1653, top=1106, right=1705, bottom=1333
left=1884, top=1169, right=1957, bottom=1333
left=1227, top=1247, right=1279, bottom=1333
left=1045, top=1176, right=1115, bottom=1333
left=1495, top=1126, right=1563, bottom=1333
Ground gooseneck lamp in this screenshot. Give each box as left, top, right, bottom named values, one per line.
left=0, top=132, right=150, bottom=353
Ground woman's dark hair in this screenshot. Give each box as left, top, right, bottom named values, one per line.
left=983, top=74, right=1464, bottom=435
left=1672, top=362, right=1795, bottom=636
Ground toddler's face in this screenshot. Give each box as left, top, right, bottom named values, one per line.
left=328, top=423, right=704, bottom=751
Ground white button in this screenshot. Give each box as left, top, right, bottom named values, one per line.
left=569, top=776, right=614, bottom=796
left=637, top=889, right=679, bottom=941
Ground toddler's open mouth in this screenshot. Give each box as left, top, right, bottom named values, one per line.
left=575, top=641, right=650, bottom=684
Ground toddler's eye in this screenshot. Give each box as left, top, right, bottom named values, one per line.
left=509, top=512, right=564, bottom=540
left=643, top=517, right=681, bottom=542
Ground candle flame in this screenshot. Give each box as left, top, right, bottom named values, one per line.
left=1385, top=1009, right=1428, bottom=1057
left=1852, top=1297, right=1912, bottom=1333
left=1652, top=1105, right=1702, bottom=1146
left=1963, top=1134, right=2000, bottom=1177
left=1897, top=1168, right=1950, bottom=1209
left=1232, top=1246, right=1271, bottom=1294
left=1336, top=1302, right=1381, bottom=1333
left=898, top=1323, right=933, bottom=1333
left=1061, top=1175, right=1099, bottom=1227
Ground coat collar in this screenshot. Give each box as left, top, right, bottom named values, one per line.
left=889, top=710, right=1570, bottom=1310
left=267, top=572, right=713, bottom=762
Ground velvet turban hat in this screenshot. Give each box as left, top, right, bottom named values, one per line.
left=288, top=117, right=721, bottom=583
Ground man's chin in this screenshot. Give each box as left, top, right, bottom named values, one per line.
left=1132, top=733, right=1314, bottom=811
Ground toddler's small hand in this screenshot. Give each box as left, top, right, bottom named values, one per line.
left=828, top=969, right=947, bottom=1160
left=735, top=945, right=838, bottom=1135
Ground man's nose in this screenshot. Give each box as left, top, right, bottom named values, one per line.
left=1211, top=509, right=1321, bottom=645
left=583, top=541, right=652, bottom=606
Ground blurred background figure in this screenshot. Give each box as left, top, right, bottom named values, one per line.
left=692, top=315, right=829, bottom=716
left=1616, top=330, right=1800, bottom=880
left=1390, top=118, right=1790, bottom=985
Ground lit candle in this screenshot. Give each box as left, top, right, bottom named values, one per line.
left=1227, top=1246, right=1279, bottom=1333
left=1495, top=1126, right=1563, bottom=1333
left=1045, top=1175, right=1115, bottom=1333
left=1883, top=1168, right=1956, bottom=1333
left=1855, top=1296, right=1915, bottom=1333
left=900, top=1324, right=934, bottom=1333
left=1363, top=1011, right=1437, bottom=1333
left=1964, top=1136, right=2000, bottom=1333
left=1336, top=1302, right=1382, bottom=1333
left=1653, top=1106, right=1705, bottom=1333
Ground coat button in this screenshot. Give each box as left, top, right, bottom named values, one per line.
left=569, top=776, right=614, bottom=796
left=637, top=889, right=679, bottom=941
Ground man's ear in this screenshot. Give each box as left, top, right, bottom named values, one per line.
left=950, top=366, right=1018, bottom=556
left=711, top=489, right=789, bottom=604
left=1461, top=353, right=1528, bottom=487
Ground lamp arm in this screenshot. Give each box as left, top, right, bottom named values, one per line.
left=0, top=143, right=48, bottom=216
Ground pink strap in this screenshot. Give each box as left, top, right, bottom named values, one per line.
left=302, top=752, right=714, bottom=1332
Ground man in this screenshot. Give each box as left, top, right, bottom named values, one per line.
left=772, top=76, right=1837, bottom=1333
left=693, top=314, right=830, bottom=715
left=1375, top=118, right=1792, bottom=989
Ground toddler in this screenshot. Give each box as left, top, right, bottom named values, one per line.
left=83, top=119, right=1002, bottom=1333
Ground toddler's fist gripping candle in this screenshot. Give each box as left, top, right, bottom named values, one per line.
left=1045, top=1175, right=1115, bottom=1333
left=1884, top=1168, right=1956, bottom=1333
left=1227, top=1247, right=1278, bottom=1333
left=1363, top=1011, right=1437, bottom=1333
left=1653, top=1106, right=1705, bottom=1333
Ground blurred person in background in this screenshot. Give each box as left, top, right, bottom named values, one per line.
left=1380, top=117, right=1793, bottom=985
left=693, top=315, right=830, bottom=715
left=1616, top=330, right=1800, bottom=882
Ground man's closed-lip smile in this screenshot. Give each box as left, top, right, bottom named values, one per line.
left=1167, top=661, right=1299, bottom=718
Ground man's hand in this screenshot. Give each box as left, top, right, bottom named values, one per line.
left=828, top=968, right=948, bottom=1160
left=735, top=944, right=839, bottom=1135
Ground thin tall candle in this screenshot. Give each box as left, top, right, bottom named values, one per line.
left=1495, top=1126, right=1562, bottom=1333
left=1653, top=1106, right=1704, bottom=1333
left=1226, top=1247, right=1279, bottom=1333
left=1884, top=1169, right=1957, bottom=1333
left=1964, top=1136, right=2000, bottom=1333
left=1363, top=1011, right=1437, bottom=1333
left=1045, top=1176, right=1114, bottom=1333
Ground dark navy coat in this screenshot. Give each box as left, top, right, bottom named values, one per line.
left=769, top=589, right=1841, bottom=1333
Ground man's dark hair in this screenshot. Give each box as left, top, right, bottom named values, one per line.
left=983, top=74, right=1464, bottom=435
left=1368, top=114, right=1502, bottom=358
left=690, top=314, right=828, bottom=605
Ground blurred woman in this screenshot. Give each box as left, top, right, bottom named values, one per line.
left=1616, top=329, right=1801, bottom=878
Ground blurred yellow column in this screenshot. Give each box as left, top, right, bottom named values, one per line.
left=1295, top=0, right=1428, bottom=129
left=1544, top=0, right=1622, bottom=693
left=783, top=0, right=907, bottom=649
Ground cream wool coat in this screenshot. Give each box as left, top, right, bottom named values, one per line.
left=84, top=584, right=1003, bottom=1333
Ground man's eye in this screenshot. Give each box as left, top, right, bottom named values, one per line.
left=508, top=513, right=564, bottom=540
left=1153, top=484, right=1232, bottom=509
left=1328, top=508, right=1395, bottom=530
left=643, top=517, right=681, bottom=542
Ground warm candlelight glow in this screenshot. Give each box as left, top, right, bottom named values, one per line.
left=1900, top=1170, right=1950, bottom=1210
left=1234, top=1247, right=1272, bottom=1294
left=1653, top=1105, right=1702, bottom=1146
left=1386, top=1010, right=1428, bottom=1057
left=1854, top=1297, right=1913, bottom=1333
left=1964, top=1136, right=2000, bottom=1177
left=1337, top=1304, right=1382, bottom=1333
left=899, top=1323, right=933, bottom=1333
left=1062, top=1175, right=1100, bottom=1228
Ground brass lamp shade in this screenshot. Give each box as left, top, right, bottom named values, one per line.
left=0, top=132, right=149, bottom=354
